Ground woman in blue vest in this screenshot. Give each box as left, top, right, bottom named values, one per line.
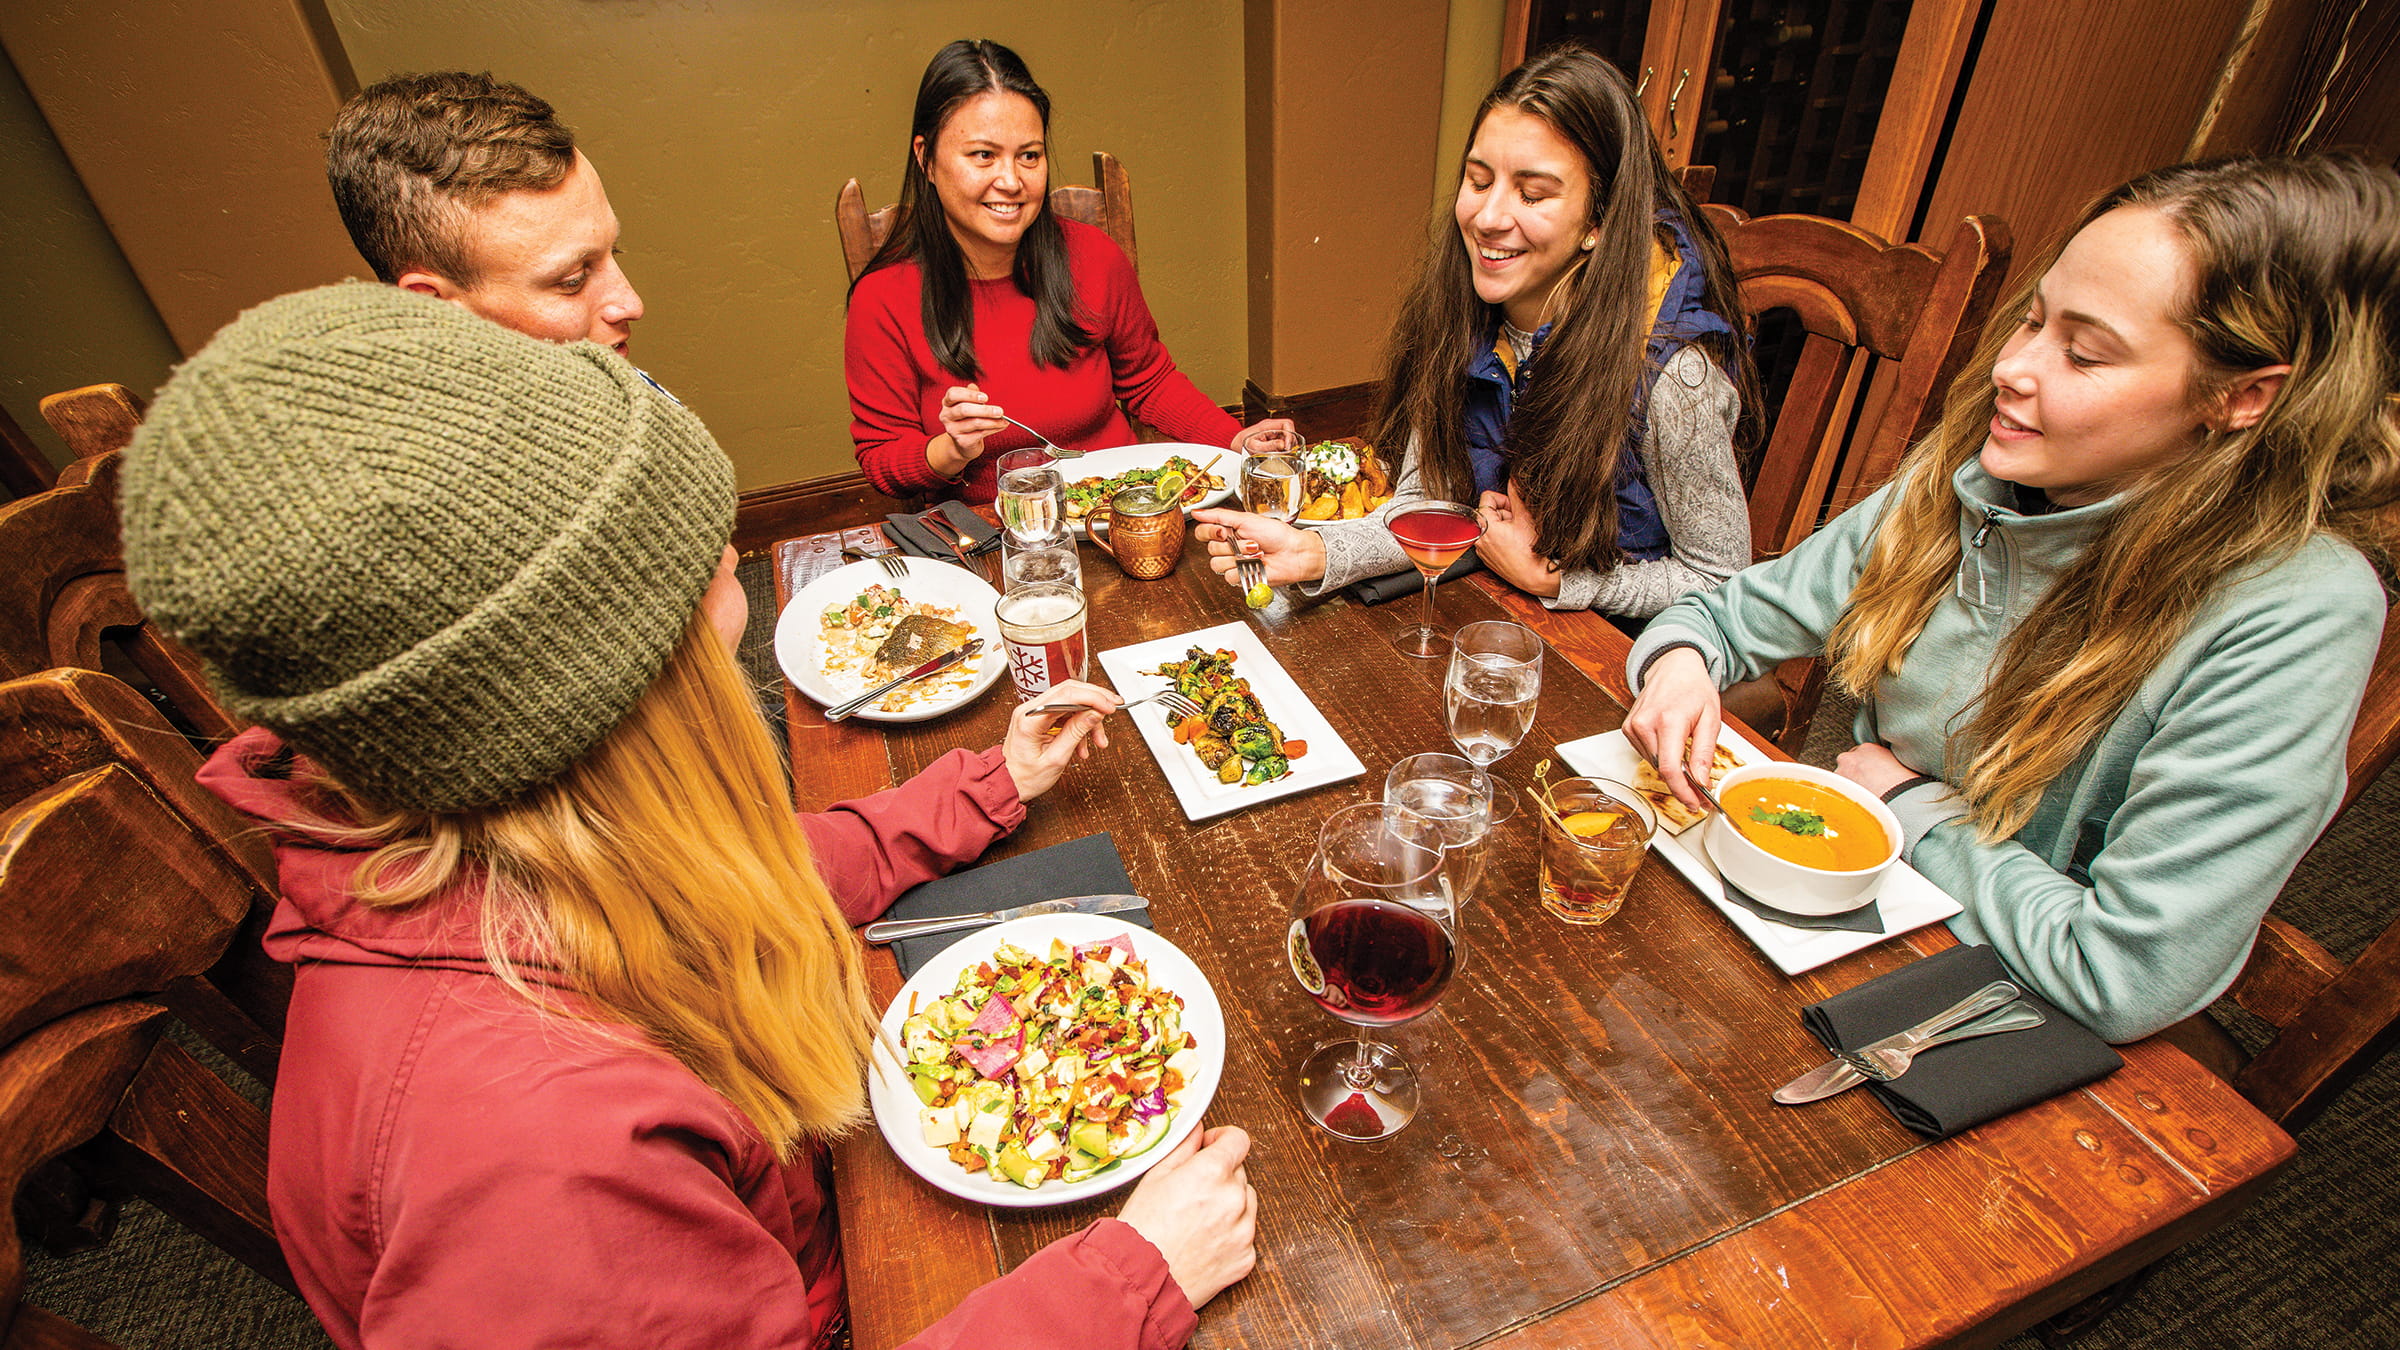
left=1194, top=43, right=1758, bottom=624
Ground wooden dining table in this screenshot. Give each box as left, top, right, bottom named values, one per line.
left=767, top=523, right=2293, bottom=1350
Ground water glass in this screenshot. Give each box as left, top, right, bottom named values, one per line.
left=1382, top=753, right=1494, bottom=904
left=1443, top=620, right=1543, bottom=823
left=1001, top=540, right=1082, bottom=591
left=996, top=448, right=1065, bottom=546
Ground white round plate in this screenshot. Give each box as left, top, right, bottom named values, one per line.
left=774, top=557, right=1004, bottom=723
left=1062, top=442, right=1235, bottom=535
left=868, top=913, right=1225, bottom=1209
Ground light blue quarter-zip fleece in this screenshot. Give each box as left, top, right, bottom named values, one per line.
left=1629, top=460, right=2386, bottom=1041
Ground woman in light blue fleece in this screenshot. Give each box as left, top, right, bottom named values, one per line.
left=1624, top=154, right=2399, bottom=1042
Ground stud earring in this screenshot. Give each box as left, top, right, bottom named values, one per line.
left=1580, top=236, right=1596, bottom=251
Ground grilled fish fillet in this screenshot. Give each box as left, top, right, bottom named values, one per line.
left=871, top=613, right=973, bottom=676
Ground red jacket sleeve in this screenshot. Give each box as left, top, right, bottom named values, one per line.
left=897, top=1219, right=1198, bottom=1350
left=1083, top=234, right=1242, bottom=448
left=797, top=746, right=1025, bottom=925
left=846, top=265, right=957, bottom=498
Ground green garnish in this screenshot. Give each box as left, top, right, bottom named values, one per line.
left=1750, top=805, right=1827, bottom=836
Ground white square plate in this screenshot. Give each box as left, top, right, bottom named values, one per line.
left=868, top=914, right=1223, bottom=1208
left=1554, top=728, right=1962, bottom=975
left=1097, top=621, right=1365, bottom=821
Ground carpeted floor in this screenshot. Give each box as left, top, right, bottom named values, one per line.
left=22, top=584, right=2396, bottom=1348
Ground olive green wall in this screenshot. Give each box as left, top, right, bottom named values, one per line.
left=0, top=51, right=180, bottom=474
left=326, top=0, right=1250, bottom=489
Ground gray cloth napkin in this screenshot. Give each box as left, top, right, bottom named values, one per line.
left=1801, top=944, right=2123, bottom=1139
left=1720, top=875, right=1886, bottom=933
left=1347, top=548, right=1486, bottom=605
left=881, top=513, right=955, bottom=561
left=881, top=833, right=1150, bottom=978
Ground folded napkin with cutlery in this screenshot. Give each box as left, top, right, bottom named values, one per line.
left=1800, top=944, right=2122, bottom=1139
left=877, top=833, right=1150, bottom=978
left=1348, top=549, right=1486, bottom=606
left=881, top=502, right=999, bottom=563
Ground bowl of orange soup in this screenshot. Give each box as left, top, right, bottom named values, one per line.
left=1705, top=762, right=1901, bottom=914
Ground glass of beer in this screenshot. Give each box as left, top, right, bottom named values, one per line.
left=995, top=581, right=1088, bottom=699
left=1534, top=777, right=1655, bottom=925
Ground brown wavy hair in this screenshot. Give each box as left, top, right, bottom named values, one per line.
left=1373, top=42, right=1758, bottom=574
left=293, top=619, right=874, bottom=1157
left=1826, top=153, right=2400, bottom=839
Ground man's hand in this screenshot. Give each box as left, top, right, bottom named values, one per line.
left=1001, top=679, right=1115, bottom=802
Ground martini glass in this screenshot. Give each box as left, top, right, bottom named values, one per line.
left=1386, top=502, right=1483, bottom=658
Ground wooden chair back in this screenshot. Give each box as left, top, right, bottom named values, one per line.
left=1, top=403, right=55, bottom=501
left=1700, top=204, right=2012, bottom=559
left=0, top=669, right=289, bottom=1082
left=0, top=684, right=295, bottom=1336
left=37, top=384, right=146, bottom=462
left=0, top=451, right=236, bottom=744
left=835, top=151, right=1138, bottom=283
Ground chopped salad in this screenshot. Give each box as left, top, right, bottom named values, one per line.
left=902, top=933, right=1199, bottom=1189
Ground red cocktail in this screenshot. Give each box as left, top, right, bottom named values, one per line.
left=1386, top=502, right=1483, bottom=658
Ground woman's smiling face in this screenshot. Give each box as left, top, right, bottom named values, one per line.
left=1455, top=107, right=1594, bottom=332
left=917, top=90, right=1048, bottom=279
left=1982, top=206, right=2214, bottom=508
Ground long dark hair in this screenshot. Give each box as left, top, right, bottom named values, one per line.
left=852, top=39, right=1091, bottom=379
left=1374, top=43, right=1758, bottom=574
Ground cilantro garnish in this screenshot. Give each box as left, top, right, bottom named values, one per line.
left=1750, top=805, right=1827, bottom=836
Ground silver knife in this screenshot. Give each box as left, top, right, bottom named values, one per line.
left=1772, top=980, right=2024, bottom=1105
left=1766, top=994, right=2044, bottom=1100
left=824, top=639, right=983, bottom=722
left=861, top=893, right=1150, bottom=944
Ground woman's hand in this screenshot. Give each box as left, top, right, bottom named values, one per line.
left=930, top=384, right=1009, bottom=478
left=1623, top=647, right=1723, bottom=815
left=1114, top=1125, right=1258, bottom=1309
left=1834, top=742, right=1921, bottom=797
left=1230, top=417, right=1300, bottom=455
left=1001, top=679, right=1115, bottom=803
left=1191, top=508, right=1327, bottom=587
left=1474, top=487, right=1560, bottom=598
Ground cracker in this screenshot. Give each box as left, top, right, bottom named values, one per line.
left=1631, top=743, right=1741, bottom=834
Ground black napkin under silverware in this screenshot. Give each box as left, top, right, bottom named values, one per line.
left=881, top=833, right=1150, bottom=979
left=1720, top=875, right=1886, bottom=934
left=880, top=513, right=954, bottom=562
left=1800, top=944, right=2122, bottom=1139
left=1347, top=549, right=1487, bottom=606
left=933, top=500, right=1002, bottom=555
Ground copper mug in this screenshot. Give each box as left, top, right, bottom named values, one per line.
left=1086, top=484, right=1185, bottom=579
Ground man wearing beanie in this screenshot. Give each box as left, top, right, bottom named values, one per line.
left=326, top=72, right=646, bottom=360
left=122, top=284, right=1255, bottom=1350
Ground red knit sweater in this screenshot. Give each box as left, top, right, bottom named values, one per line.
left=845, top=219, right=1240, bottom=503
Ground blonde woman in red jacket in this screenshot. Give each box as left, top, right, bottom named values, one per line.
left=123, top=282, right=1256, bottom=1350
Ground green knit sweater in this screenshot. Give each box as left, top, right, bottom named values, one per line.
left=1630, top=460, right=2386, bottom=1041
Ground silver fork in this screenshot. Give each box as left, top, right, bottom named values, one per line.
left=999, top=413, right=1080, bottom=460
left=1837, top=998, right=2047, bottom=1082
left=1235, top=547, right=1267, bottom=596
left=1033, top=689, right=1204, bottom=721
left=843, top=545, right=910, bottom=579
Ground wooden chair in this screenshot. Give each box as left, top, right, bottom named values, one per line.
left=0, top=669, right=288, bottom=1086
left=37, top=384, right=145, bottom=463
left=1479, top=207, right=2011, bottom=752
left=0, top=716, right=295, bottom=1341
left=1, top=404, right=55, bottom=502
left=0, top=451, right=236, bottom=744
left=835, top=151, right=1138, bottom=283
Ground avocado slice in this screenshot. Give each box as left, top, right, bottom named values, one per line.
left=994, top=1142, right=1049, bottom=1189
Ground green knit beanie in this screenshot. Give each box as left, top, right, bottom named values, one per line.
left=120, top=282, right=735, bottom=812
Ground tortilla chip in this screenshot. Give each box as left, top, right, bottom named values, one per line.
left=1632, top=743, right=1742, bottom=834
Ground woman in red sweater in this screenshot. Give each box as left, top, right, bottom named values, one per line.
left=846, top=39, right=1290, bottom=503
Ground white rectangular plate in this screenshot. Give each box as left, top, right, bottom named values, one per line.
left=1554, top=727, right=1963, bottom=975
left=1097, top=621, right=1365, bottom=821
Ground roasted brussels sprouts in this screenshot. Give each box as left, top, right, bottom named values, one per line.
left=1228, top=725, right=1280, bottom=760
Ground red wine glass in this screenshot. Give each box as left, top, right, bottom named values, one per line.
left=1285, top=800, right=1460, bottom=1140
left=1385, top=502, right=1483, bottom=658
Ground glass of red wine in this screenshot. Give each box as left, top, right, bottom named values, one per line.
left=1285, top=800, right=1461, bottom=1140
left=1385, top=501, right=1483, bottom=658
